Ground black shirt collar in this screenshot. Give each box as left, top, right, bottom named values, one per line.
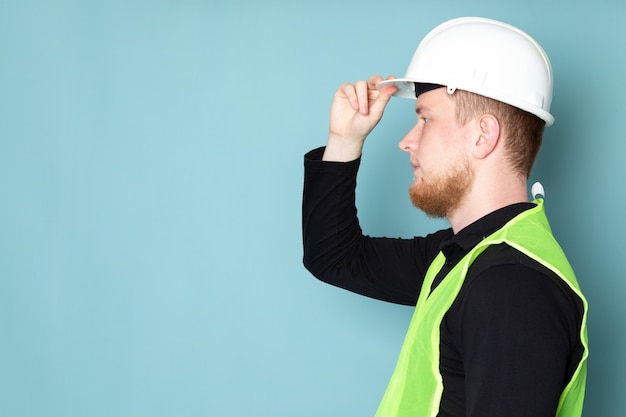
left=440, top=202, right=536, bottom=263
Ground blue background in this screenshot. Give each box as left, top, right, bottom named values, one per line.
left=1, top=1, right=624, bottom=416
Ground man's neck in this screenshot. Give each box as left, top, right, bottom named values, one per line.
left=447, top=179, right=529, bottom=233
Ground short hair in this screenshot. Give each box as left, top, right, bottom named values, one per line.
left=450, top=89, right=545, bottom=178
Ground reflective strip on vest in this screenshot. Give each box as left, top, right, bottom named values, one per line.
left=374, top=200, right=589, bottom=417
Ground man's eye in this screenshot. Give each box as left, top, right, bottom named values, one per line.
left=420, top=117, right=430, bottom=123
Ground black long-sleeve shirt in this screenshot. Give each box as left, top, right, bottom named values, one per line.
left=302, top=147, right=584, bottom=417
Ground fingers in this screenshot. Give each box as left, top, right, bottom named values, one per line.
left=369, top=76, right=398, bottom=117
left=367, top=74, right=385, bottom=90
left=328, top=75, right=397, bottom=151
left=339, top=82, right=358, bottom=112
left=340, top=75, right=393, bottom=115
left=373, top=74, right=398, bottom=98
left=355, top=80, right=369, bottom=114
left=339, top=79, right=370, bottom=115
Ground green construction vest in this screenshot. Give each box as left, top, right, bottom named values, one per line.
left=375, top=199, right=589, bottom=417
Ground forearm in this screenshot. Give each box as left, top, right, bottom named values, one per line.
left=302, top=147, right=363, bottom=282
left=302, top=147, right=429, bottom=305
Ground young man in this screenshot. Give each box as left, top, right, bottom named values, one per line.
left=302, top=17, right=588, bottom=417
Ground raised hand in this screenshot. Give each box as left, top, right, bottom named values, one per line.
left=323, top=75, right=397, bottom=162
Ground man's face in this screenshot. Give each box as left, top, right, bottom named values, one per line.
left=398, top=88, right=475, bottom=218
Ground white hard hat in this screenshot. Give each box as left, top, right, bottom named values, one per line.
left=377, top=17, right=555, bottom=126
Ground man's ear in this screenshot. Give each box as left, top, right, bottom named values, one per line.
left=472, top=113, right=501, bottom=159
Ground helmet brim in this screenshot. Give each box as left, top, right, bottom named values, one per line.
left=377, top=79, right=445, bottom=99
left=376, top=78, right=554, bottom=126
left=376, top=79, right=418, bottom=99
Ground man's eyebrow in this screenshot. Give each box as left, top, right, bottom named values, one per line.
left=415, top=105, right=430, bottom=115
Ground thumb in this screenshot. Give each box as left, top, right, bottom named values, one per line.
left=369, top=84, right=397, bottom=119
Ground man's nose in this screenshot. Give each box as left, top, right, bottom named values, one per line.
left=398, top=123, right=420, bottom=152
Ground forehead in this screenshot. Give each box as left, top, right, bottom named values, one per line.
left=415, top=87, right=454, bottom=113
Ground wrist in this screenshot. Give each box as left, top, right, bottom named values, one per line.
left=322, top=134, right=364, bottom=162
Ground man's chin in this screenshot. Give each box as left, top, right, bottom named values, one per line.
left=409, top=186, right=446, bottom=218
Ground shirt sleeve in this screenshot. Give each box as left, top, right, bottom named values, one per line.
left=302, top=147, right=447, bottom=305
left=441, top=247, right=583, bottom=417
